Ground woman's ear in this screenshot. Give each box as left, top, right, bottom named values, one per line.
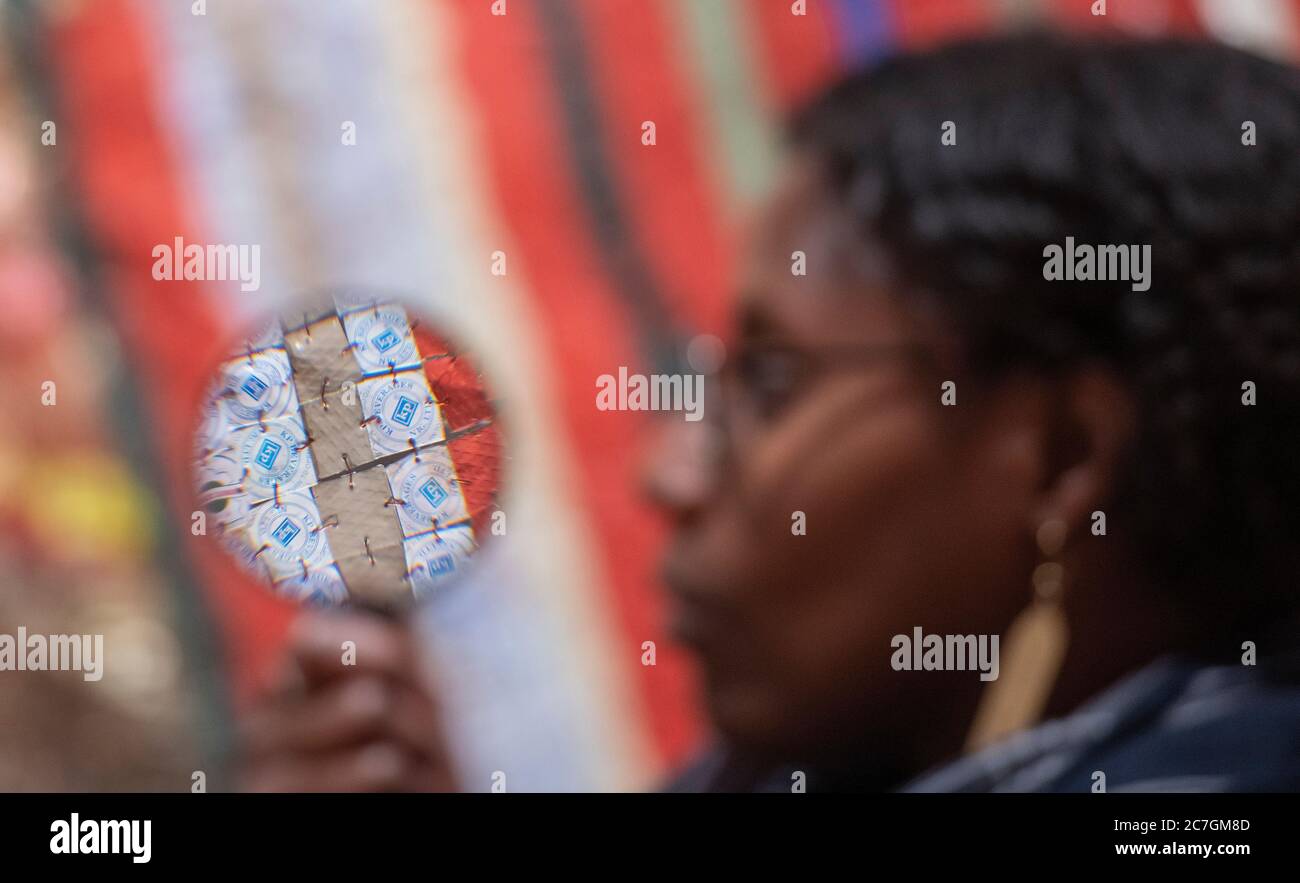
left=1031, top=366, right=1137, bottom=533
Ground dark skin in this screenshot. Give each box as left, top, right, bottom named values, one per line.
left=241, top=162, right=1197, bottom=791
left=240, top=613, right=454, bottom=792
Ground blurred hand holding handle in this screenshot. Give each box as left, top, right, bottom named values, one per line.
left=239, top=610, right=458, bottom=792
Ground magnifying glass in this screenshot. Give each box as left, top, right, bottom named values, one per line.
left=191, top=291, right=503, bottom=614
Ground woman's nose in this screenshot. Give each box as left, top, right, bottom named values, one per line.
left=641, top=414, right=725, bottom=522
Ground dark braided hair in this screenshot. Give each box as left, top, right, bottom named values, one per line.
left=790, top=35, right=1300, bottom=631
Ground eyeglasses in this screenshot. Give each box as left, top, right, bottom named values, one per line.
left=713, top=338, right=930, bottom=434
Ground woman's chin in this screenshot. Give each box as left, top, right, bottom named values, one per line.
left=703, top=677, right=803, bottom=758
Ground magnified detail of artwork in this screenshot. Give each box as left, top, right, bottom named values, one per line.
left=192, top=294, right=504, bottom=612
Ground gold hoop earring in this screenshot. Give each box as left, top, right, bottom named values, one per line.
left=964, top=519, right=1071, bottom=754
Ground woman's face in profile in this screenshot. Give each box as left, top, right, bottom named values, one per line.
left=650, top=165, right=1046, bottom=768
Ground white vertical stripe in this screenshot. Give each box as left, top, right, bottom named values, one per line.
left=131, top=0, right=297, bottom=327
left=374, top=0, right=654, bottom=790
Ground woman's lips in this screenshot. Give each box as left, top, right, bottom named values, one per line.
left=668, top=599, right=709, bottom=649
left=661, top=554, right=735, bottom=653
left=665, top=593, right=707, bottom=649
